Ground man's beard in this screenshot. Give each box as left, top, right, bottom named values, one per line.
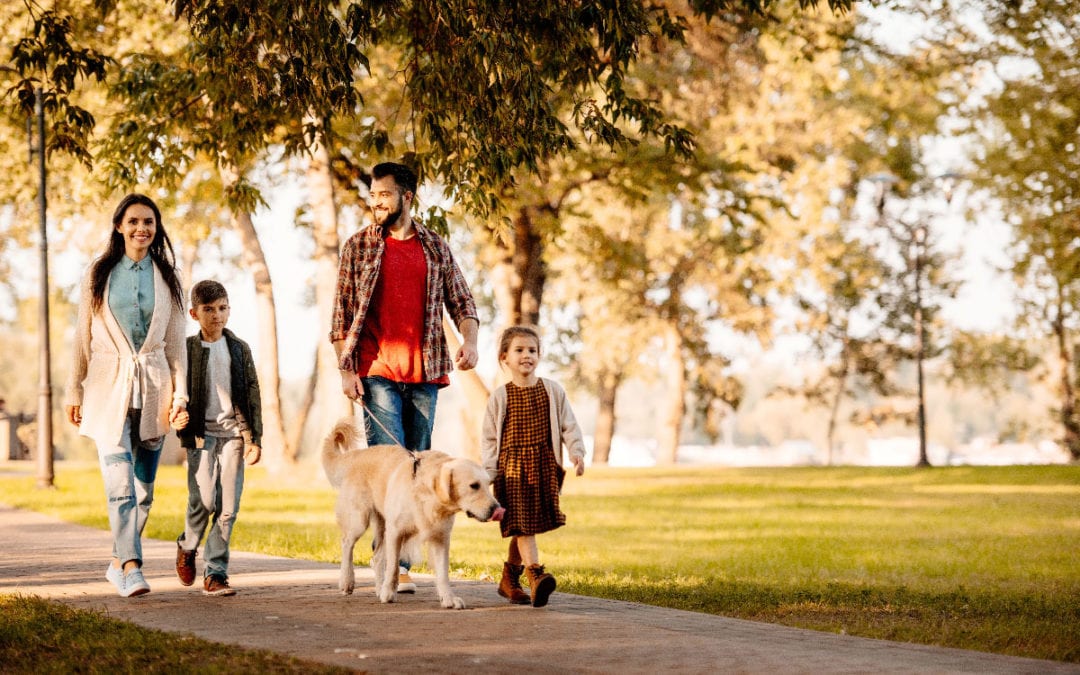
left=375, top=195, right=405, bottom=229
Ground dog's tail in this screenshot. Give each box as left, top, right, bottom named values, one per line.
left=321, top=417, right=360, bottom=489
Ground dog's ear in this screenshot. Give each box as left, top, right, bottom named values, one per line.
left=435, top=463, right=455, bottom=503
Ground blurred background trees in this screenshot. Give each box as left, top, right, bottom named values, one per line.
left=2, top=0, right=1077, bottom=468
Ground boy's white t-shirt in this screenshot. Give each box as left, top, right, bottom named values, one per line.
left=203, top=338, right=240, bottom=438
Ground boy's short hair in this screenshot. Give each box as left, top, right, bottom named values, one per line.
left=190, top=280, right=229, bottom=308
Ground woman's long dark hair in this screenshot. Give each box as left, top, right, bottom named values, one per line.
left=88, top=193, right=184, bottom=314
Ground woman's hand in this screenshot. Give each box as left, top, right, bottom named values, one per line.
left=65, top=405, right=81, bottom=427
left=169, top=405, right=189, bottom=430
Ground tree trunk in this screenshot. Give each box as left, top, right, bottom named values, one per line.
left=304, top=131, right=352, bottom=455
left=443, top=315, right=490, bottom=461
left=656, top=321, right=685, bottom=466
left=490, top=204, right=548, bottom=327
left=592, top=366, right=620, bottom=465
left=231, top=207, right=292, bottom=470
left=1052, top=299, right=1080, bottom=460
left=178, top=240, right=197, bottom=290
left=286, top=359, right=317, bottom=462
left=513, top=206, right=546, bottom=327
left=826, top=336, right=851, bottom=466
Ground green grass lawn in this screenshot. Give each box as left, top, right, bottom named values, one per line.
left=2, top=461, right=1078, bottom=663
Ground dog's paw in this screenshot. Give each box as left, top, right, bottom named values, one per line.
left=340, top=574, right=355, bottom=595
left=441, top=595, right=467, bottom=610
left=378, top=588, right=396, bottom=604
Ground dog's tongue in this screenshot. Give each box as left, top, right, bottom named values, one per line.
left=491, top=506, right=506, bottom=522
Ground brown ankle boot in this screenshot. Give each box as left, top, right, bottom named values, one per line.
left=525, top=564, right=556, bottom=607
left=498, top=562, right=530, bottom=605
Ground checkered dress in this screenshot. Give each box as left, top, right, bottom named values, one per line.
left=495, top=381, right=567, bottom=537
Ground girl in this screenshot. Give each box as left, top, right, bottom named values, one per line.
left=64, top=193, right=188, bottom=598
left=482, top=325, right=586, bottom=607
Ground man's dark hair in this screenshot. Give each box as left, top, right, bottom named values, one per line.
left=372, top=162, right=418, bottom=196
left=190, top=280, right=229, bottom=308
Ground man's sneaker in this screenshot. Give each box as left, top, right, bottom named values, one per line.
left=203, top=574, right=236, bottom=597
left=397, top=566, right=416, bottom=593
left=175, top=540, right=197, bottom=586
left=121, top=568, right=151, bottom=598
left=105, top=564, right=124, bottom=595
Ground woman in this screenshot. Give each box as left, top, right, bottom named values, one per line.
left=64, top=193, right=188, bottom=598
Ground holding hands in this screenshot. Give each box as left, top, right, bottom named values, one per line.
left=170, top=405, right=189, bottom=430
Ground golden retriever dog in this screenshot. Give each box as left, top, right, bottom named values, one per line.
left=321, top=417, right=504, bottom=609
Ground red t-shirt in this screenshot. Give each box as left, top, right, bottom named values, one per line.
left=358, top=235, right=445, bottom=384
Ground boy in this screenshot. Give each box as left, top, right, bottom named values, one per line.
left=171, top=280, right=262, bottom=596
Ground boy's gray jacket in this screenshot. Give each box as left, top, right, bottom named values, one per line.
left=178, top=329, right=262, bottom=449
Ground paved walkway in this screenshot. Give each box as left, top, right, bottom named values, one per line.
left=1, top=504, right=1076, bottom=674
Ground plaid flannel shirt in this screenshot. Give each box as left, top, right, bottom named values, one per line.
left=329, top=220, right=478, bottom=382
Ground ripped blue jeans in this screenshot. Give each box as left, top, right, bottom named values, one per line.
left=97, top=409, right=163, bottom=567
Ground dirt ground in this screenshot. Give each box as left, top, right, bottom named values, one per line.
left=2, top=504, right=1076, bottom=674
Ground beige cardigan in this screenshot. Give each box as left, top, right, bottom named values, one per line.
left=481, top=377, right=586, bottom=481
left=65, top=263, right=188, bottom=447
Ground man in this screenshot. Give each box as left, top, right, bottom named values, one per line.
left=330, top=161, right=480, bottom=592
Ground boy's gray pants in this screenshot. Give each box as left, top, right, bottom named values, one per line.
left=180, top=435, right=245, bottom=579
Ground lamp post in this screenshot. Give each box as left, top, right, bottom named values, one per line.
left=911, top=219, right=928, bottom=467
left=29, top=88, right=55, bottom=489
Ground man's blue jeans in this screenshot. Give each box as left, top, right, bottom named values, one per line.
left=180, top=435, right=245, bottom=579
left=361, top=376, right=439, bottom=571
left=97, top=409, right=163, bottom=567
left=361, top=376, right=439, bottom=451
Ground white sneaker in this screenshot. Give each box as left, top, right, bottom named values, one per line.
left=105, top=564, right=124, bottom=595
left=121, top=568, right=150, bottom=597
left=397, top=565, right=416, bottom=593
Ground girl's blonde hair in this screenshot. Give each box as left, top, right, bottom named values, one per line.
left=497, top=325, right=541, bottom=359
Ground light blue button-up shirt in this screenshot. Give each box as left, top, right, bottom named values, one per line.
left=108, top=255, right=156, bottom=353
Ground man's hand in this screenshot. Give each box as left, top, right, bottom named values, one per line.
left=454, top=343, right=478, bottom=371
left=65, top=405, right=81, bottom=427
left=455, top=317, right=479, bottom=371
left=340, top=369, right=364, bottom=401
left=244, top=444, right=262, bottom=466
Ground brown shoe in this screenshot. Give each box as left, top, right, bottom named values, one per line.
left=525, top=564, right=556, bottom=608
left=498, top=562, right=530, bottom=605
left=175, top=540, right=196, bottom=587
left=203, top=574, right=236, bottom=597
left=397, top=567, right=417, bottom=593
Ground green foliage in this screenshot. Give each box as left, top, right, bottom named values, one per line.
left=971, top=0, right=1080, bottom=459
left=3, top=462, right=1078, bottom=661
left=7, top=6, right=111, bottom=166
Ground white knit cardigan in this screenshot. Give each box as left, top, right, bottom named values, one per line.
left=64, top=263, right=188, bottom=447
left=481, top=377, right=586, bottom=481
